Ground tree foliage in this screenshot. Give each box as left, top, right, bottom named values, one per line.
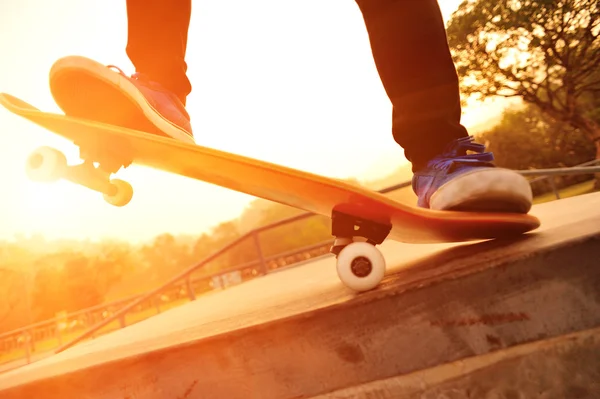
left=0, top=196, right=337, bottom=333
left=447, top=0, right=600, bottom=156
left=477, top=102, right=596, bottom=194
left=0, top=268, right=22, bottom=326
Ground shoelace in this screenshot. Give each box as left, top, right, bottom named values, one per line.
left=428, top=136, right=494, bottom=171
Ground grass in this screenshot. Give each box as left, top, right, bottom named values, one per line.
left=533, top=179, right=597, bottom=204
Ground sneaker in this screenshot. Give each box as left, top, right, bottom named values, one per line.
left=412, top=136, right=532, bottom=213
left=49, top=55, right=194, bottom=144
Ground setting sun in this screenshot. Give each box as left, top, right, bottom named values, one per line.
left=21, top=182, right=88, bottom=231
left=0, top=0, right=503, bottom=242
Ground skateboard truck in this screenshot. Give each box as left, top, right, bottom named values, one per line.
left=24, top=145, right=134, bottom=207
left=329, top=210, right=392, bottom=292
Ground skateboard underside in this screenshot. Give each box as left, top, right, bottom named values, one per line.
left=0, top=92, right=540, bottom=291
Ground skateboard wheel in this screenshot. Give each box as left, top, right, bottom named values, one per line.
left=25, top=146, right=67, bottom=182
left=336, top=242, right=385, bottom=291
left=103, top=179, right=133, bottom=207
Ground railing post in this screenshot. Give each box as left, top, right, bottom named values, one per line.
left=24, top=331, right=32, bottom=364
left=85, top=311, right=93, bottom=329
left=186, top=277, right=196, bottom=301
left=30, top=329, right=36, bottom=353
left=252, top=231, right=268, bottom=275
left=56, top=324, right=62, bottom=347
left=154, top=296, right=161, bottom=314
left=550, top=177, right=560, bottom=199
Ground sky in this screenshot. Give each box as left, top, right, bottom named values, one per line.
left=0, top=0, right=508, bottom=243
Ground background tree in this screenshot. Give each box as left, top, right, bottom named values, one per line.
left=0, top=242, right=35, bottom=329
left=140, top=233, right=196, bottom=282
left=447, top=0, right=600, bottom=161
left=32, top=262, right=65, bottom=321
left=91, top=241, right=138, bottom=293
left=0, top=268, right=22, bottom=326
left=478, top=103, right=596, bottom=194
left=63, top=256, right=104, bottom=312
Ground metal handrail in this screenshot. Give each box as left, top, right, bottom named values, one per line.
left=0, top=295, right=139, bottom=341
left=54, top=160, right=600, bottom=353
left=52, top=180, right=409, bottom=353
left=521, top=166, right=600, bottom=177
left=525, top=159, right=600, bottom=180
left=2, top=160, right=598, bottom=365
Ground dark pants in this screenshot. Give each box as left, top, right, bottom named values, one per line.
left=125, top=0, right=468, bottom=171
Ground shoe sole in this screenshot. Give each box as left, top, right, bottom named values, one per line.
left=429, top=168, right=533, bottom=213
left=49, top=56, right=195, bottom=144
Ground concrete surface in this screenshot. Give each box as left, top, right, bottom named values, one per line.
left=0, top=351, right=54, bottom=374
left=314, top=326, right=600, bottom=398
left=0, top=192, right=599, bottom=398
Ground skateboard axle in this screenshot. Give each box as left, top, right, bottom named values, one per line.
left=25, top=146, right=134, bottom=207
left=329, top=210, right=392, bottom=256
left=63, top=161, right=116, bottom=196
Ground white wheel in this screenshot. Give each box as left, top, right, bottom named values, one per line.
left=25, top=146, right=67, bottom=182
left=103, top=179, right=133, bottom=207
left=336, top=242, right=385, bottom=291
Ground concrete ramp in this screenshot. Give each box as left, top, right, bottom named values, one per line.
left=314, top=327, right=600, bottom=398
left=0, top=192, right=599, bottom=398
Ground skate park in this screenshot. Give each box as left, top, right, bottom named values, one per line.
left=1, top=0, right=600, bottom=396
left=0, top=188, right=598, bottom=398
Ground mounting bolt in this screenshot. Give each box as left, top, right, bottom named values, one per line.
left=350, top=256, right=372, bottom=277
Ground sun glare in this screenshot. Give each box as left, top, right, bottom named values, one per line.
left=21, top=181, right=89, bottom=225
left=0, top=0, right=498, bottom=242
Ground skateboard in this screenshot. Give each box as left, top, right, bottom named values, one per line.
left=0, top=92, right=540, bottom=291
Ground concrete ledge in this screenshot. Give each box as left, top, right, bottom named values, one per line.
left=314, top=326, right=600, bottom=398
left=0, top=193, right=599, bottom=398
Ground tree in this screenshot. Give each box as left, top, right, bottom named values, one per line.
left=479, top=103, right=595, bottom=168
left=63, top=256, right=104, bottom=312
left=141, top=234, right=196, bottom=282
left=447, top=0, right=600, bottom=160
left=0, top=268, right=23, bottom=329
left=477, top=103, right=596, bottom=194
left=92, top=241, right=139, bottom=293
left=0, top=243, right=36, bottom=330
left=32, top=263, right=66, bottom=321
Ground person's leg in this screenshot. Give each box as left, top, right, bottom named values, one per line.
left=355, top=0, right=532, bottom=213
left=355, top=0, right=467, bottom=170
left=125, top=0, right=191, bottom=104
left=49, top=0, right=194, bottom=143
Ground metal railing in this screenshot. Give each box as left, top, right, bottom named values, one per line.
left=1, top=160, right=599, bottom=371
left=523, top=159, right=600, bottom=200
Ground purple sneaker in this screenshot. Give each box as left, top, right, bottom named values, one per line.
left=412, top=136, right=532, bottom=213
left=49, top=55, right=194, bottom=143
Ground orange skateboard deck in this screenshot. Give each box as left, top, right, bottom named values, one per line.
left=0, top=92, right=540, bottom=291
